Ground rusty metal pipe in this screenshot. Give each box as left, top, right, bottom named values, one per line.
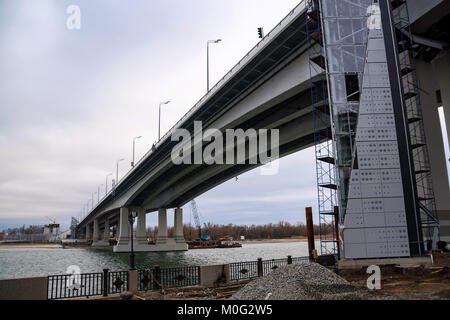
left=305, top=207, right=315, bottom=262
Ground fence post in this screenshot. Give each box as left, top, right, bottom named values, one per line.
left=128, top=270, right=138, bottom=294
left=103, top=269, right=109, bottom=297
left=287, top=256, right=293, bottom=265
left=153, top=265, right=161, bottom=289
left=257, top=258, right=263, bottom=277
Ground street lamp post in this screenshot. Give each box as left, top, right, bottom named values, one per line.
left=92, top=192, right=97, bottom=209
left=131, top=136, right=143, bottom=168
left=207, top=39, right=222, bottom=92
left=158, top=101, right=171, bottom=141
left=97, top=184, right=103, bottom=203
left=128, top=211, right=137, bottom=270
left=116, top=158, right=125, bottom=186
left=105, top=173, right=112, bottom=195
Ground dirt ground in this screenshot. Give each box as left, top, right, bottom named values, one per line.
left=133, top=255, right=450, bottom=300
left=338, top=264, right=450, bottom=300
left=134, top=283, right=249, bottom=301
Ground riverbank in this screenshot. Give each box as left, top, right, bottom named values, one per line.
left=0, top=243, right=62, bottom=249
left=241, top=236, right=320, bottom=244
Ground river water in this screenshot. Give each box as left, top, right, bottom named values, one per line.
left=0, top=241, right=320, bottom=279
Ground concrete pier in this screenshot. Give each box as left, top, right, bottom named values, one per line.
left=113, top=208, right=132, bottom=253
left=113, top=207, right=187, bottom=253
left=93, top=218, right=110, bottom=247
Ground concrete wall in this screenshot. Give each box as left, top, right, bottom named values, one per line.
left=199, top=265, right=230, bottom=288
left=0, top=277, right=48, bottom=300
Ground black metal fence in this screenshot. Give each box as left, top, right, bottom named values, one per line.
left=262, top=258, right=289, bottom=275
left=48, top=256, right=311, bottom=299
left=229, top=255, right=310, bottom=282
left=292, top=256, right=310, bottom=264
left=229, top=260, right=259, bottom=281
left=47, top=269, right=128, bottom=300
left=108, top=271, right=128, bottom=294
left=138, top=266, right=200, bottom=291
left=138, top=269, right=154, bottom=291
left=47, top=272, right=103, bottom=300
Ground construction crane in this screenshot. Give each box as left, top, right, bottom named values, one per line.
left=189, top=200, right=211, bottom=241
left=45, top=216, right=60, bottom=239
left=46, top=216, right=57, bottom=224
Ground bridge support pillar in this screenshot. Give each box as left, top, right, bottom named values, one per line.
left=156, top=208, right=168, bottom=245
left=93, top=219, right=100, bottom=242
left=86, top=224, right=92, bottom=240
left=115, top=220, right=120, bottom=238
left=112, top=208, right=187, bottom=253
left=131, top=208, right=186, bottom=252
left=113, top=208, right=132, bottom=253
left=174, top=208, right=185, bottom=243
left=136, top=208, right=148, bottom=247
left=93, top=218, right=110, bottom=247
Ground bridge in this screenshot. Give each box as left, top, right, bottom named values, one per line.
left=76, top=0, right=450, bottom=259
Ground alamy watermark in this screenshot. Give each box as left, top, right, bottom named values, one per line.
left=66, top=265, right=82, bottom=290
left=66, top=5, right=81, bottom=30
left=367, top=265, right=381, bottom=290
left=171, top=121, right=280, bottom=175
left=367, top=3, right=382, bottom=30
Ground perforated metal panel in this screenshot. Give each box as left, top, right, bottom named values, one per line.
left=320, top=0, right=412, bottom=259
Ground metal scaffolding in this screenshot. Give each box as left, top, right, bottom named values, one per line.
left=391, top=0, right=440, bottom=250
left=306, top=0, right=338, bottom=262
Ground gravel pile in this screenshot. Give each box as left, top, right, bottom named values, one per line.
left=231, top=263, right=392, bottom=300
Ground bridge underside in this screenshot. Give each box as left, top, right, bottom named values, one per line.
left=99, top=87, right=327, bottom=223
left=77, top=0, right=450, bottom=256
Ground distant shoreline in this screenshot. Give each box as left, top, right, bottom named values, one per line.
left=242, top=237, right=320, bottom=245
left=0, top=244, right=62, bottom=249
left=0, top=237, right=319, bottom=249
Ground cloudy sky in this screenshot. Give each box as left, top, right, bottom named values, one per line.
left=1, top=0, right=448, bottom=231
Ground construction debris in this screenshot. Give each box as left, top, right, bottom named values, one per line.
left=231, top=263, right=392, bottom=300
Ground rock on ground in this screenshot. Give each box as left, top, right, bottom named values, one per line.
left=231, top=263, right=393, bottom=300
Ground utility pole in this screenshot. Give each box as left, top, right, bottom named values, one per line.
left=116, top=158, right=125, bottom=186
left=131, top=136, right=142, bottom=168
left=105, top=173, right=112, bottom=195
left=158, top=101, right=170, bottom=141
